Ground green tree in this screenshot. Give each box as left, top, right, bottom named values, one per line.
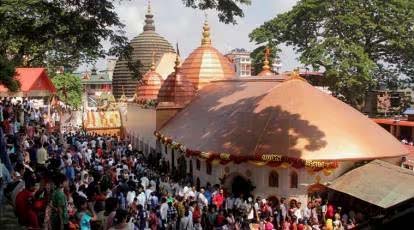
left=0, top=0, right=128, bottom=90
left=51, top=73, right=82, bottom=109
left=182, top=0, right=251, bottom=24
left=249, top=0, right=414, bottom=108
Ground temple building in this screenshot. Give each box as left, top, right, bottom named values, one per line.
left=125, top=16, right=408, bottom=203
left=112, top=2, right=176, bottom=99
left=179, top=19, right=235, bottom=90
left=155, top=73, right=406, bottom=203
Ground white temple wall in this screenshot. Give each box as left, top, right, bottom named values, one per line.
left=125, top=104, right=157, bottom=155
left=160, top=141, right=357, bottom=203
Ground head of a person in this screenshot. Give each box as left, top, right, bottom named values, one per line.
left=113, top=209, right=129, bottom=225
left=24, top=174, right=37, bottom=192
left=54, top=172, right=68, bottom=188
left=297, top=202, right=302, bottom=208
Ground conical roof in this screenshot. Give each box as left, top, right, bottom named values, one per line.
left=135, top=59, right=164, bottom=103
left=179, top=20, right=235, bottom=90
left=160, top=77, right=407, bottom=161
left=112, top=3, right=175, bottom=99
left=158, top=57, right=196, bottom=106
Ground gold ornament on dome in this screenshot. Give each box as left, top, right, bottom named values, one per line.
left=263, top=47, right=271, bottom=71
left=201, top=14, right=211, bottom=46
left=289, top=68, right=307, bottom=82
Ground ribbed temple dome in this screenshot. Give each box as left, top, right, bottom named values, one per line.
left=158, top=63, right=196, bottom=106
left=112, top=5, right=175, bottom=99
left=135, top=69, right=164, bottom=103
left=179, top=20, right=235, bottom=90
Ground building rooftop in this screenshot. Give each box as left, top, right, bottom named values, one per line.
left=329, top=160, right=414, bottom=209
left=160, top=77, right=406, bottom=161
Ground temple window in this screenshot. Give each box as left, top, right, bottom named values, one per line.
left=290, top=171, right=298, bottom=188
left=206, top=161, right=212, bottom=175
left=269, top=171, right=279, bottom=187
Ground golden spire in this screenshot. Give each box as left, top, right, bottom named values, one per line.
left=262, top=47, right=271, bottom=71
left=289, top=68, right=307, bottom=81
left=150, top=51, right=156, bottom=71
left=201, top=14, right=212, bottom=46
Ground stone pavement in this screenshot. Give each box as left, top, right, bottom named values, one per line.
left=0, top=204, right=25, bottom=230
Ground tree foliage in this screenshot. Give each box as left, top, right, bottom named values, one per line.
left=51, top=73, right=82, bottom=109
left=249, top=0, right=414, bottom=108
left=0, top=0, right=128, bottom=89
left=182, top=0, right=251, bottom=24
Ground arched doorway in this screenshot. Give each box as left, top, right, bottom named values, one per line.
left=224, top=173, right=255, bottom=198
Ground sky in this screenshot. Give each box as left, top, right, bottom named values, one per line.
left=81, top=0, right=300, bottom=72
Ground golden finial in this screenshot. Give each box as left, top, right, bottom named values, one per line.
left=201, top=14, right=212, bottom=46
left=289, top=68, right=307, bottom=82
left=150, top=51, right=156, bottom=71
left=262, top=47, right=271, bottom=71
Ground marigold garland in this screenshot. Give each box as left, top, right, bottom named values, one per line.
left=154, top=131, right=339, bottom=172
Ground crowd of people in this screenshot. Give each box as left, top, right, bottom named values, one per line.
left=0, top=96, right=364, bottom=230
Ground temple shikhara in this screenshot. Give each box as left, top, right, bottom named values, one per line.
left=124, top=3, right=409, bottom=204
left=112, top=3, right=176, bottom=99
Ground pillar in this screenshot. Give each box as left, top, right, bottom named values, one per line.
left=411, top=127, right=414, bottom=142
left=390, top=125, right=395, bottom=137
left=396, top=125, right=401, bottom=139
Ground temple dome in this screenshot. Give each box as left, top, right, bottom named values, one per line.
left=158, top=57, right=196, bottom=106
left=179, top=20, right=235, bottom=90
left=135, top=62, right=164, bottom=104
left=112, top=3, right=175, bottom=99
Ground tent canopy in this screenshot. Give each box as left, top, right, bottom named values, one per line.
left=328, top=160, right=414, bottom=209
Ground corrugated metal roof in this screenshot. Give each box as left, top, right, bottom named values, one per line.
left=329, top=160, right=414, bottom=209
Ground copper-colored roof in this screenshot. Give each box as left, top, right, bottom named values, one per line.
left=179, top=20, right=235, bottom=90
left=157, top=69, right=196, bottom=106
left=257, top=69, right=273, bottom=77
left=160, top=78, right=407, bottom=160
left=112, top=8, right=175, bottom=99
left=136, top=69, right=164, bottom=102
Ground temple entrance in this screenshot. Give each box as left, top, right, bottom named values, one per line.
left=224, top=173, right=255, bottom=198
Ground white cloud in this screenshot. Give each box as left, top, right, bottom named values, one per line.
left=80, top=0, right=301, bottom=72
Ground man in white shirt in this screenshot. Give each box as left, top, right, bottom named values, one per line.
left=197, top=188, right=208, bottom=209
left=160, top=197, right=169, bottom=227
left=137, top=188, right=147, bottom=208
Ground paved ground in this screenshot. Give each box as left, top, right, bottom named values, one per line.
left=0, top=204, right=25, bottom=230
